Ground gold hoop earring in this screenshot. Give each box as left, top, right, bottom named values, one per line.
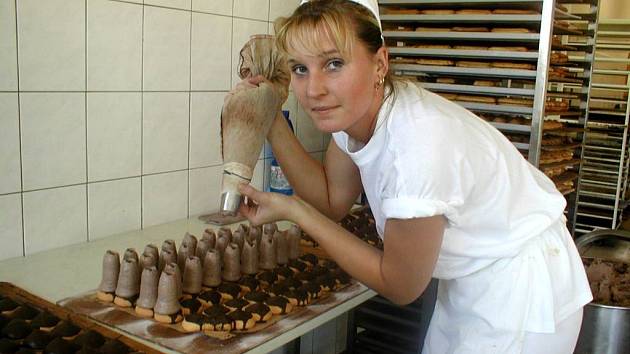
left=375, top=76, right=384, bottom=89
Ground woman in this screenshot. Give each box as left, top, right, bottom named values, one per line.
left=234, top=0, right=592, bottom=352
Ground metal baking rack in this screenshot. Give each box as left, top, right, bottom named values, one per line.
left=380, top=0, right=599, bottom=235
left=575, top=19, right=630, bottom=234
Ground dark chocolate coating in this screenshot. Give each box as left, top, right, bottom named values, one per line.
left=43, top=337, right=77, bottom=354
left=198, top=290, right=222, bottom=306
left=24, top=329, right=52, bottom=349
left=256, top=270, right=278, bottom=285
left=183, top=314, right=206, bottom=326
left=276, top=266, right=294, bottom=279
left=11, top=305, right=39, bottom=321
left=72, top=330, right=105, bottom=349
left=295, top=271, right=315, bottom=283
left=283, top=277, right=303, bottom=290
left=285, top=289, right=309, bottom=305
left=204, top=305, right=230, bottom=317
left=180, top=298, right=202, bottom=314
left=238, top=276, right=259, bottom=292
left=224, top=298, right=249, bottom=311
left=244, top=291, right=269, bottom=304
left=299, top=253, right=318, bottom=266
left=0, top=299, right=18, bottom=313
left=1, top=319, right=31, bottom=340
left=265, top=296, right=289, bottom=308
left=50, top=321, right=80, bottom=338
left=30, top=311, right=59, bottom=330
left=206, top=313, right=231, bottom=327
left=0, top=338, right=19, bottom=354
left=99, top=339, right=130, bottom=354
left=268, top=282, right=289, bottom=296
left=0, top=315, right=9, bottom=332
left=227, top=310, right=252, bottom=322
left=217, top=283, right=241, bottom=299
left=244, top=303, right=271, bottom=318
left=287, top=259, right=307, bottom=273
left=75, top=347, right=100, bottom=354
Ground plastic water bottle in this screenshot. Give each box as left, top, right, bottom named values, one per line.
left=269, top=111, right=294, bottom=195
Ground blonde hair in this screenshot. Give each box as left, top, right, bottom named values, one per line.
left=274, top=0, right=396, bottom=93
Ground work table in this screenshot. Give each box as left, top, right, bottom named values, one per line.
left=0, top=216, right=376, bottom=353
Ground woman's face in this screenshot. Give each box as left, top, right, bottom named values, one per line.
left=287, top=36, right=387, bottom=142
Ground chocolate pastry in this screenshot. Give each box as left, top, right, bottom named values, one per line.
left=24, top=329, right=52, bottom=349
left=244, top=291, right=269, bottom=304
left=72, top=330, right=105, bottom=349
left=2, top=319, right=31, bottom=339
left=43, top=337, right=77, bottom=354
left=217, top=227, right=232, bottom=242
left=203, top=313, right=232, bottom=332
left=256, top=270, right=278, bottom=287
left=0, top=338, right=19, bottom=354
left=178, top=233, right=197, bottom=272
left=135, top=265, right=160, bottom=318
left=262, top=223, right=277, bottom=236
left=202, top=249, right=222, bottom=288
left=301, top=282, right=322, bottom=300
left=0, top=298, right=18, bottom=314
left=215, top=235, right=230, bottom=257
left=274, top=231, right=289, bottom=265
left=154, top=266, right=183, bottom=324
left=75, top=347, right=100, bottom=354
left=241, top=239, right=259, bottom=275
left=287, top=259, right=307, bottom=273
left=321, top=260, right=338, bottom=269
left=140, top=244, right=159, bottom=269
left=0, top=315, right=9, bottom=331
left=11, top=305, right=39, bottom=321
left=223, top=298, right=249, bottom=312
left=238, top=276, right=259, bottom=293
left=182, top=314, right=207, bottom=333
left=163, top=262, right=183, bottom=299
left=180, top=298, right=202, bottom=315
left=268, top=282, right=289, bottom=297
left=159, top=240, right=178, bottom=271
left=231, top=229, right=245, bottom=253
left=195, top=235, right=213, bottom=263
left=276, top=265, right=294, bottom=280
left=182, top=256, right=203, bottom=296
left=16, top=349, right=37, bottom=354
left=282, top=277, right=303, bottom=290
left=114, top=249, right=140, bottom=308
left=248, top=226, right=261, bottom=248
left=217, top=283, right=241, bottom=301
left=284, top=289, right=310, bottom=307
left=50, top=321, right=80, bottom=339
left=198, top=290, right=222, bottom=307
left=316, top=274, right=336, bottom=292
left=227, top=310, right=256, bottom=330
left=97, top=250, right=120, bottom=303
left=299, top=253, right=318, bottom=267
left=244, top=303, right=272, bottom=322
left=332, top=269, right=351, bottom=287
left=294, top=271, right=315, bottom=284
left=222, top=243, right=241, bottom=282
left=99, top=339, right=130, bottom=354
left=287, top=224, right=301, bottom=260
left=203, top=304, right=230, bottom=317
left=259, top=232, right=276, bottom=270
left=265, top=296, right=293, bottom=315
left=202, top=229, right=217, bottom=246
left=30, top=311, right=59, bottom=331
left=311, top=265, right=328, bottom=277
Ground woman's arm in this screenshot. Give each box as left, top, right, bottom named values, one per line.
left=267, top=111, right=363, bottom=220
left=238, top=185, right=445, bottom=305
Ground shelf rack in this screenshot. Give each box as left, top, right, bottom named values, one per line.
left=575, top=19, right=630, bottom=235
left=379, top=0, right=599, bottom=235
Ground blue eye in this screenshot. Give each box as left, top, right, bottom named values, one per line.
left=326, top=59, right=344, bottom=71
left=291, top=64, right=307, bottom=76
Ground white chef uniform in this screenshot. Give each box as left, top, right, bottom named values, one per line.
left=332, top=82, right=593, bottom=353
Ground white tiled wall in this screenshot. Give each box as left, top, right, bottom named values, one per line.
left=0, top=0, right=332, bottom=260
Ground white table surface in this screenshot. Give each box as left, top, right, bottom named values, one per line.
left=0, top=216, right=376, bottom=353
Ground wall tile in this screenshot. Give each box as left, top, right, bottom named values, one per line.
left=88, top=178, right=141, bottom=240
left=296, top=104, right=323, bottom=153
left=87, top=92, right=141, bottom=181
left=188, top=165, right=221, bottom=217
left=231, top=18, right=269, bottom=87
left=143, top=92, right=189, bottom=174
left=269, top=0, right=300, bottom=22
left=17, top=0, right=85, bottom=91
left=0, top=94, right=20, bottom=194
left=23, top=185, right=87, bottom=255
left=192, top=0, right=232, bottom=16
left=191, top=12, right=232, bottom=91
left=234, top=0, right=268, bottom=21
left=190, top=92, right=222, bottom=168
left=0, top=0, right=17, bottom=91
left=87, top=0, right=142, bottom=91
left=20, top=93, right=86, bottom=191
left=0, top=193, right=23, bottom=261
left=145, top=0, right=191, bottom=10
left=143, top=170, right=188, bottom=228
left=143, top=6, right=191, bottom=91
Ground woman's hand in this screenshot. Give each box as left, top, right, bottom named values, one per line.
left=237, top=183, right=303, bottom=226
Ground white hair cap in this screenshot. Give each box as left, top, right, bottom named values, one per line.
left=299, top=0, right=382, bottom=31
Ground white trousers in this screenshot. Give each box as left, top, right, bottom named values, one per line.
left=521, top=308, right=583, bottom=354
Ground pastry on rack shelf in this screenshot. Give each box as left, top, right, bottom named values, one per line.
left=489, top=46, right=529, bottom=52
left=453, top=45, right=489, bottom=50
left=492, top=9, right=539, bottom=15
left=380, top=7, right=420, bottom=15
left=456, top=61, right=491, bottom=68
left=415, top=26, right=451, bottom=32
left=491, top=27, right=531, bottom=33
left=436, top=77, right=456, bottom=84
left=414, top=44, right=452, bottom=49
left=491, top=62, right=536, bottom=70
left=416, top=58, right=454, bottom=66
left=452, top=26, right=490, bottom=32
left=550, top=52, right=569, bottom=65
left=455, top=9, right=492, bottom=15
left=421, top=9, right=455, bottom=15
left=455, top=95, right=497, bottom=104
left=473, top=80, right=496, bottom=87
left=228, top=310, right=256, bottom=330
left=497, top=97, right=534, bottom=107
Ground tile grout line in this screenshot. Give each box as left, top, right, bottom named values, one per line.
left=140, top=0, right=145, bottom=229
left=187, top=7, right=192, bottom=218
left=14, top=0, right=25, bottom=257
left=85, top=0, right=90, bottom=242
